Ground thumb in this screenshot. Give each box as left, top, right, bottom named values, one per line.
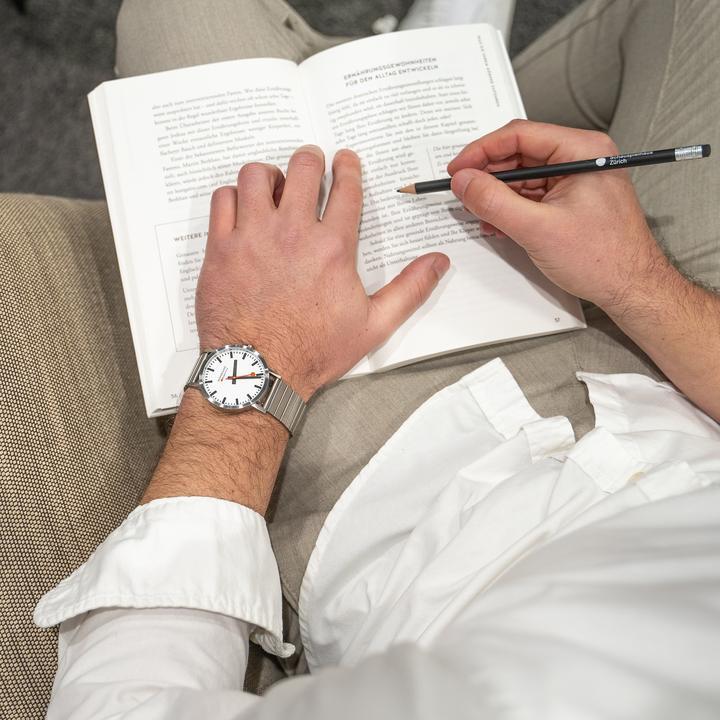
left=368, top=252, right=450, bottom=348
left=451, top=168, right=551, bottom=242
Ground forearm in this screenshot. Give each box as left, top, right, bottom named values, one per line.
left=40, top=412, right=293, bottom=719
left=48, top=607, right=259, bottom=720
left=604, top=257, right=720, bottom=422
left=142, top=390, right=288, bottom=515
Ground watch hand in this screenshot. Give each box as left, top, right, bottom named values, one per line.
left=224, top=373, right=260, bottom=381
left=232, top=358, right=238, bottom=385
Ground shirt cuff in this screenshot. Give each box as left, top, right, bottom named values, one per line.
left=33, top=496, right=294, bottom=658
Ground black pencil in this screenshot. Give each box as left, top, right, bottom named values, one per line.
left=397, top=144, right=711, bottom=195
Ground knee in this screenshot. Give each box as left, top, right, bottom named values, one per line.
left=115, top=0, right=171, bottom=76
left=116, top=0, right=144, bottom=40
left=115, top=0, right=144, bottom=74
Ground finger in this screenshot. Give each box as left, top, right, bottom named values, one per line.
left=477, top=156, right=549, bottom=190
left=483, top=155, right=522, bottom=173
left=482, top=154, right=550, bottom=172
left=447, top=119, right=617, bottom=174
left=451, top=168, right=554, bottom=243
left=518, top=186, right=547, bottom=201
left=368, top=253, right=450, bottom=348
left=515, top=177, right=548, bottom=191
left=279, top=144, right=326, bottom=221
left=322, top=149, right=363, bottom=239
left=448, top=120, right=560, bottom=173
left=208, top=186, right=237, bottom=237
left=236, top=162, right=285, bottom=220
left=271, top=174, right=286, bottom=207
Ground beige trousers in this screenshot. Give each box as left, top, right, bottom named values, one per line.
left=118, top=0, right=719, bottom=683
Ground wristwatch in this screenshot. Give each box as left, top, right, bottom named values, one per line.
left=183, top=344, right=307, bottom=435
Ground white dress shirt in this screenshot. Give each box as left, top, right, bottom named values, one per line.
left=35, top=359, right=720, bottom=719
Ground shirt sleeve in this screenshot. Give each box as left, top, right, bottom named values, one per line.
left=34, top=496, right=293, bottom=658
left=33, top=497, right=490, bottom=720
left=48, top=614, right=490, bottom=720
left=34, top=496, right=294, bottom=719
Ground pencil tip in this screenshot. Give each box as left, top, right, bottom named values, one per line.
left=397, top=184, right=415, bottom=194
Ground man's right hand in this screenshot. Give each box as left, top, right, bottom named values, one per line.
left=448, top=119, right=720, bottom=423
left=447, top=119, right=672, bottom=314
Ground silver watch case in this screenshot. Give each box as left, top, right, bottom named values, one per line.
left=191, top=344, right=272, bottom=414
left=185, top=343, right=307, bottom=435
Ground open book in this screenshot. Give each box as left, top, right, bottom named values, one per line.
left=89, top=24, right=585, bottom=417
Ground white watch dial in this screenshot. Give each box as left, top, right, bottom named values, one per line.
left=201, top=347, right=269, bottom=410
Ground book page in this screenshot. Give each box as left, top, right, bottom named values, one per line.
left=299, top=26, right=584, bottom=372
left=91, top=59, right=320, bottom=415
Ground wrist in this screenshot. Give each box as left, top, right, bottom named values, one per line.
left=601, top=258, right=692, bottom=336
left=598, top=243, right=681, bottom=322
left=173, top=387, right=289, bottom=440
left=250, top=341, right=319, bottom=402
left=142, top=389, right=288, bottom=515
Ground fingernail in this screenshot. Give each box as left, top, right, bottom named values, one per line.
left=451, top=169, right=474, bottom=199
left=432, top=255, right=450, bottom=280
left=296, top=144, right=324, bottom=157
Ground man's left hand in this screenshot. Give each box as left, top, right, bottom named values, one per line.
left=196, top=144, right=449, bottom=400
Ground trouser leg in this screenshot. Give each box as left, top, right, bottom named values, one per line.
left=514, top=0, right=720, bottom=288
left=115, top=0, right=347, bottom=77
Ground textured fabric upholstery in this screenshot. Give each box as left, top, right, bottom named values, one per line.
left=0, top=194, right=166, bottom=719
left=0, top=193, right=283, bottom=718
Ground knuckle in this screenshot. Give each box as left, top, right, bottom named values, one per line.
left=238, top=162, right=267, bottom=183
left=409, top=276, right=428, bottom=308
left=466, top=177, right=502, bottom=219
left=292, top=149, right=324, bottom=171
left=591, top=131, right=618, bottom=153
left=334, top=148, right=360, bottom=168
left=507, top=118, right=527, bottom=130
left=282, top=221, right=307, bottom=246
left=335, top=175, right=363, bottom=204
left=210, top=186, right=235, bottom=211
left=325, top=238, right=347, bottom=261
left=482, top=184, right=502, bottom=218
